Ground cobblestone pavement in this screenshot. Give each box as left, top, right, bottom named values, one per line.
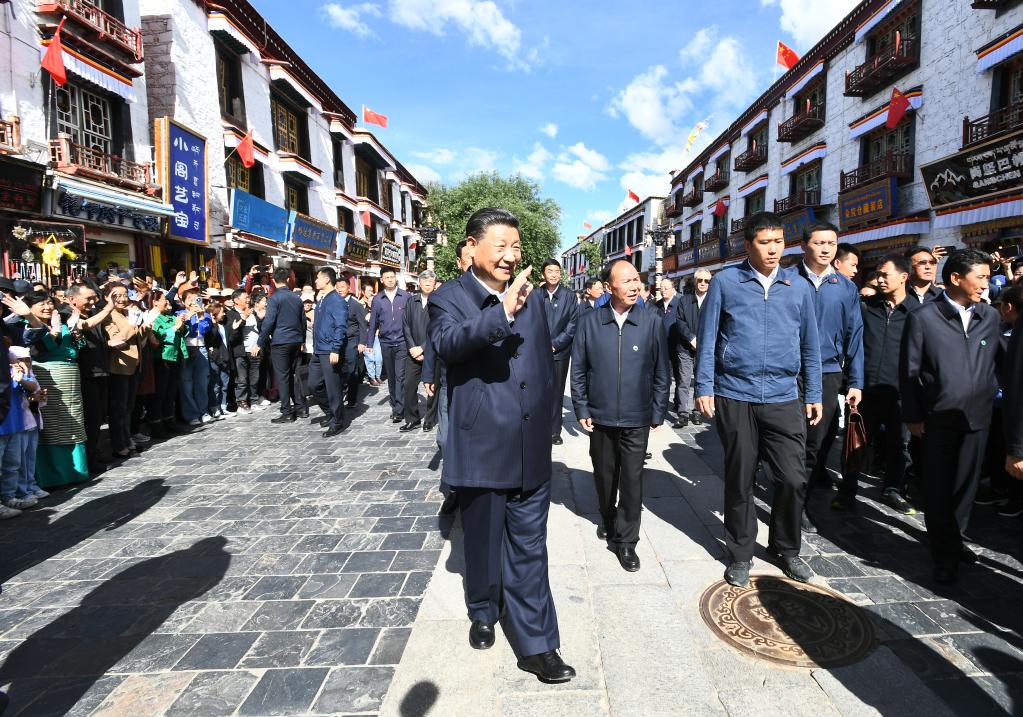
left=0, top=385, right=444, bottom=717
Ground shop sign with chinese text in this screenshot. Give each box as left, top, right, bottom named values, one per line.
left=0, top=158, right=43, bottom=214
left=288, top=211, right=337, bottom=253
left=155, top=118, right=208, bottom=244
left=229, top=189, right=289, bottom=244
left=380, top=241, right=402, bottom=266
left=54, top=190, right=162, bottom=233
left=921, top=128, right=1023, bottom=209
left=839, top=178, right=897, bottom=231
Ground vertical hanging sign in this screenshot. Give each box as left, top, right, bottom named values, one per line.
left=155, top=117, right=209, bottom=244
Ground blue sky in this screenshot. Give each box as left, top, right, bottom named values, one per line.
left=253, top=0, right=860, bottom=253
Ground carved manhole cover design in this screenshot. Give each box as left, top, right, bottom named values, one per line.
left=699, top=576, right=876, bottom=668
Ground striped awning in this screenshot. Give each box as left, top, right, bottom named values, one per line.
left=849, top=90, right=923, bottom=139
left=207, top=12, right=262, bottom=60
left=53, top=177, right=175, bottom=216
left=855, top=0, right=903, bottom=44
left=737, top=175, right=769, bottom=199
left=683, top=212, right=704, bottom=227
left=784, top=62, right=825, bottom=100
left=781, top=143, right=827, bottom=177
left=740, top=110, right=769, bottom=137
left=841, top=216, right=931, bottom=243
left=933, top=194, right=1023, bottom=229
left=977, top=24, right=1023, bottom=74
left=708, top=144, right=730, bottom=164
left=686, top=165, right=705, bottom=183
left=38, top=43, right=135, bottom=103
left=269, top=65, right=322, bottom=112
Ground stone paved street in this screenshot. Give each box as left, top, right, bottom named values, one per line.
left=2, top=385, right=1023, bottom=716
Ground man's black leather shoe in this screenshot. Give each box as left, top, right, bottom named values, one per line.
left=322, top=425, right=346, bottom=438
left=469, top=620, right=495, bottom=650
left=296, top=409, right=310, bottom=418
left=439, top=492, right=458, bottom=515
left=399, top=420, right=421, bottom=432
left=690, top=412, right=703, bottom=426
left=672, top=416, right=689, bottom=429
left=270, top=413, right=296, bottom=424
left=800, top=511, right=819, bottom=534
left=552, top=435, right=563, bottom=445
left=422, top=422, right=435, bottom=431
left=596, top=523, right=608, bottom=540
left=724, top=561, right=751, bottom=587
left=616, top=546, right=640, bottom=572
left=517, top=650, right=576, bottom=683
left=391, top=415, right=403, bottom=424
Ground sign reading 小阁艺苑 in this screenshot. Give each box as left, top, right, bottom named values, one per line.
left=921, top=128, right=1023, bottom=209
left=155, top=117, right=208, bottom=244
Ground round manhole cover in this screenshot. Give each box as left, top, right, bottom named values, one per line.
left=699, top=576, right=876, bottom=668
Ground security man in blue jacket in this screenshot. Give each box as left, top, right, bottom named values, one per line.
left=307, top=266, right=349, bottom=438
left=571, top=259, right=669, bottom=572
left=695, top=212, right=823, bottom=588
left=367, top=267, right=410, bottom=423
left=537, top=258, right=578, bottom=445
left=900, top=249, right=1001, bottom=584
left=795, top=222, right=864, bottom=533
left=335, top=276, right=368, bottom=409
left=428, top=208, right=574, bottom=684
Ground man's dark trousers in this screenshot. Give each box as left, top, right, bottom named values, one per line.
left=81, top=375, right=108, bottom=462
left=343, top=342, right=362, bottom=405
left=458, top=480, right=559, bottom=656
left=715, top=397, right=807, bottom=561
left=404, top=355, right=438, bottom=424
left=922, top=419, right=987, bottom=565
left=589, top=424, right=650, bottom=545
left=270, top=343, right=306, bottom=416
left=308, top=353, right=346, bottom=429
left=551, top=359, right=570, bottom=437
left=381, top=341, right=406, bottom=417
left=837, top=386, right=910, bottom=500
left=673, top=350, right=694, bottom=415
left=803, top=371, right=843, bottom=504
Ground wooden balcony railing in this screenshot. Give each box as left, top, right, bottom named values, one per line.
left=0, top=117, right=21, bottom=154
left=704, top=168, right=729, bottom=192
left=37, top=0, right=144, bottom=62
left=665, top=199, right=684, bottom=218
left=774, top=189, right=820, bottom=215
left=839, top=151, right=913, bottom=192
left=701, top=228, right=725, bottom=245
left=845, top=37, right=919, bottom=97
left=971, top=0, right=1008, bottom=8
left=682, top=186, right=703, bottom=207
left=777, top=103, right=826, bottom=143
left=734, top=145, right=768, bottom=173
left=727, top=234, right=747, bottom=257
left=963, top=101, right=1023, bottom=148
left=730, top=216, right=748, bottom=235
left=49, top=134, right=152, bottom=190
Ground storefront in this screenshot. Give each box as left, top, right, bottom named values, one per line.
left=0, top=155, right=47, bottom=279
left=337, top=232, right=370, bottom=295
left=225, top=188, right=289, bottom=283
left=288, top=211, right=339, bottom=286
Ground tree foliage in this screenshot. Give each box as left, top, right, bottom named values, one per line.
left=426, top=173, right=562, bottom=281
left=579, top=239, right=603, bottom=278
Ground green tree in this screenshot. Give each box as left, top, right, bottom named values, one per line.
left=579, top=238, right=603, bottom=277
left=426, top=172, right=562, bottom=281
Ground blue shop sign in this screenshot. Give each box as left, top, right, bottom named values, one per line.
left=288, top=211, right=338, bottom=252
left=839, top=177, right=897, bottom=231
left=230, top=189, right=288, bottom=243
left=783, top=207, right=816, bottom=244
left=164, top=120, right=207, bottom=244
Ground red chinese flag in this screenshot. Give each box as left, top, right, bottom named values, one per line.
left=409, top=240, right=417, bottom=251
left=627, top=189, right=640, bottom=203
left=713, top=199, right=727, bottom=217
left=363, top=106, right=388, bottom=128
left=583, top=221, right=593, bottom=229
left=361, top=210, right=372, bottom=227
left=624, top=244, right=633, bottom=256
left=237, top=129, right=255, bottom=169
left=776, top=41, right=800, bottom=70
left=886, top=87, right=910, bottom=129
left=41, top=18, right=68, bottom=87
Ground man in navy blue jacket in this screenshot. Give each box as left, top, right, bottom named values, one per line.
left=335, top=276, right=368, bottom=408
left=537, top=258, right=578, bottom=445
left=428, top=208, right=574, bottom=684
left=367, top=267, right=410, bottom=423
left=695, top=212, right=823, bottom=588
left=795, top=222, right=863, bottom=533
left=307, top=267, right=349, bottom=437
left=571, top=260, right=669, bottom=572
left=253, top=267, right=307, bottom=423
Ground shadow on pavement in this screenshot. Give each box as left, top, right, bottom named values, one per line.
left=0, top=536, right=230, bottom=716
left=398, top=679, right=439, bottom=716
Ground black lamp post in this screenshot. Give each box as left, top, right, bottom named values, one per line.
left=645, top=223, right=672, bottom=299
left=419, top=226, right=441, bottom=272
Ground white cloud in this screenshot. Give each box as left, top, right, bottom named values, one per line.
left=608, top=65, right=696, bottom=147
left=405, top=163, right=441, bottom=184
left=760, top=0, right=860, bottom=48
left=591, top=210, right=613, bottom=223
left=388, top=0, right=529, bottom=68
left=322, top=2, right=381, bottom=37
left=412, top=148, right=456, bottom=165
left=551, top=142, right=609, bottom=191
left=566, top=142, right=610, bottom=172
left=513, top=142, right=552, bottom=180
left=540, top=122, right=558, bottom=139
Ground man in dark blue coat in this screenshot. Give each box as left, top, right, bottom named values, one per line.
left=537, top=258, right=578, bottom=445
left=335, top=276, right=368, bottom=408
left=428, top=207, right=574, bottom=684
left=307, top=267, right=349, bottom=437
left=367, top=267, right=410, bottom=423
left=253, top=267, right=307, bottom=423
left=572, top=260, right=669, bottom=572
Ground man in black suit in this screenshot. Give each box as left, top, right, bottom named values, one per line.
left=906, top=246, right=944, bottom=305
left=537, top=259, right=578, bottom=445
left=579, top=278, right=603, bottom=313
left=1003, top=311, right=1023, bottom=482
left=335, top=276, right=367, bottom=409
left=655, top=278, right=685, bottom=428
left=253, top=268, right=307, bottom=423
left=400, top=270, right=437, bottom=432
left=428, top=207, right=574, bottom=684
left=901, top=249, right=1001, bottom=584
left=675, top=269, right=711, bottom=427
left=307, top=267, right=349, bottom=438
left=572, top=260, right=669, bottom=572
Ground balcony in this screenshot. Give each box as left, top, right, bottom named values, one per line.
left=730, top=216, right=748, bottom=235
left=37, top=0, right=144, bottom=64
left=778, top=103, right=826, bottom=143
left=971, top=0, right=1008, bottom=7
left=682, top=187, right=703, bottom=207
left=734, top=145, right=768, bottom=173
left=704, top=168, right=729, bottom=192
left=845, top=37, right=919, bottom=97
left=49, top=134, right=153, bottom=191
left=839, top=152, right=913, bottom=192
left=963, top=102, right=1023, bottom=148
left=665, top=199, right=684, bottom=218
left=701, top=228, right=725, bottom=245
left=0, top=117, right=21, bottom=154
left=727, top=234, right=747, bottom=257
left=774, top=189, right=820, bottom=215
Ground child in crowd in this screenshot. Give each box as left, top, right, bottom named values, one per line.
left=0, top=346, right=44, bottom=517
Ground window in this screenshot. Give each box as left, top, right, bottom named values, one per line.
left=56, top=84, right=113, bottom=155
left=993, top=58, right=1023, bottom=111
left=867, top=4, right=919, bottom=61
left=332, top=139, right=346, bottom=190
left=225, top=153, right=264, bottom=199
left=793, top=162, right=822, bottom=198
left=215, top=42, right=245, bottom=121
left=692, top=174, right=703, bottom=193
left=689, top=222, right=700, bottom=245
left=284, top=178, right=308, bottom=214
left=271, top=94, right=304, bottom=156
left=337, top=207, right=355, bottom=233
left=750, top=124, right=768, bottom=154
left=796, top=81, right=826, bottom=115
left=745, top=189, right=766, bottom=217
left=381, top=181, right=393, bottom=215
left=356, top=157, right=378, bottom=202
left=865, top=121, right=913, bottom=164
